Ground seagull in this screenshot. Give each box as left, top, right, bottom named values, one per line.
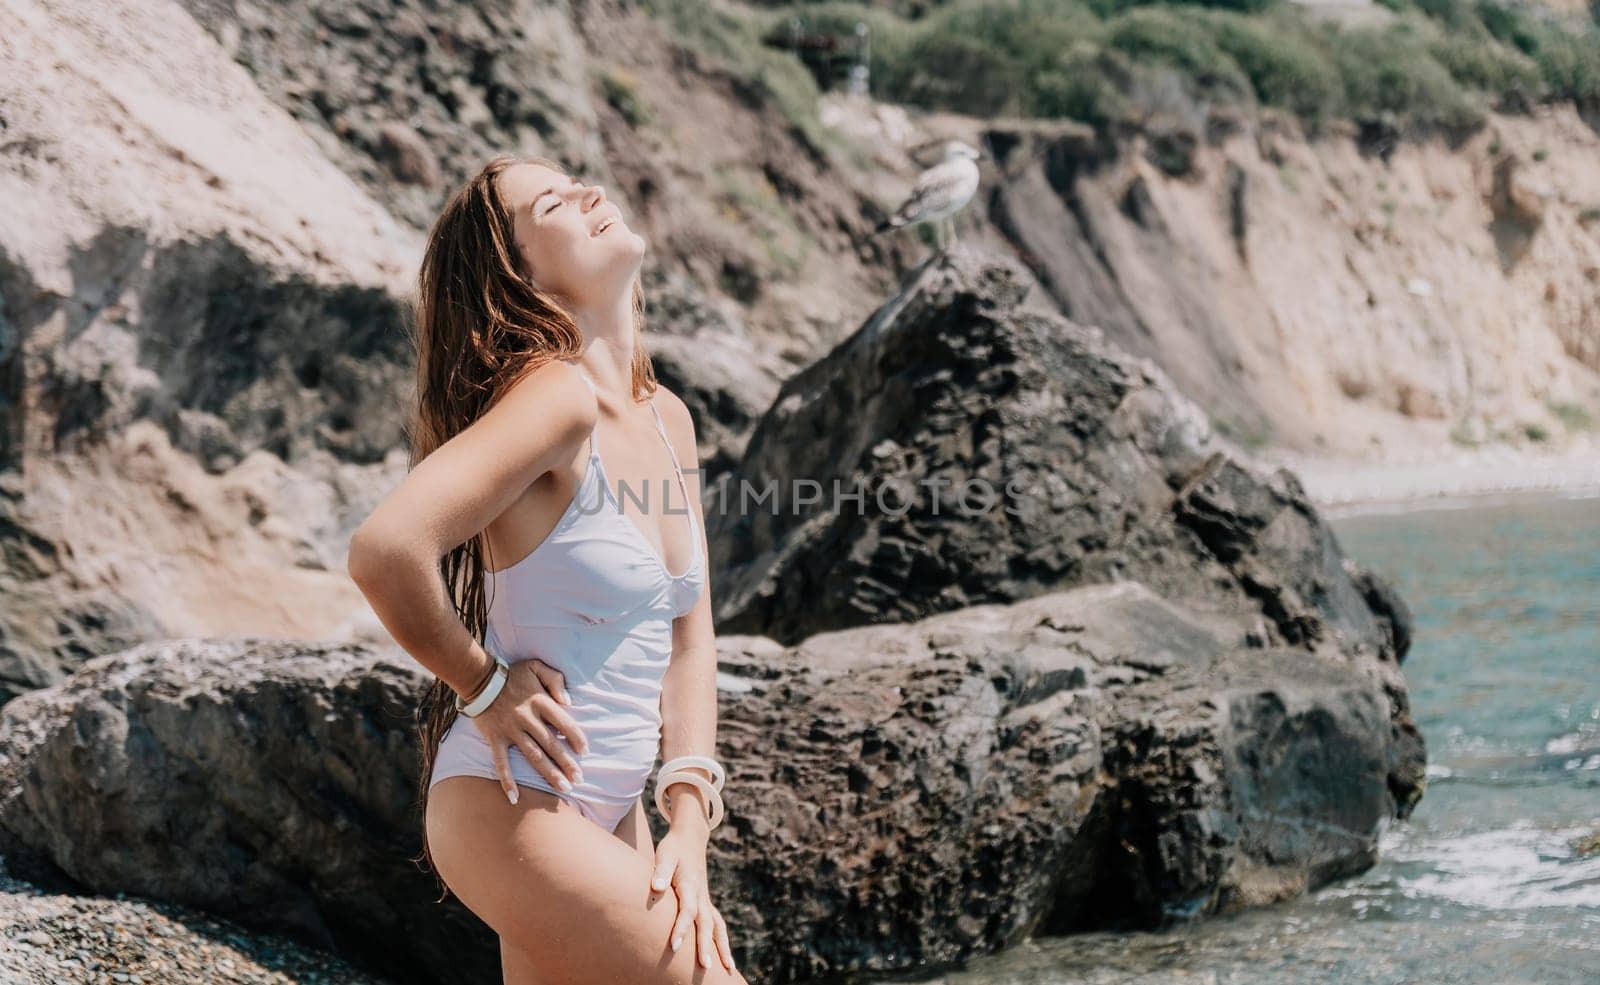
left=872, top=139, right=984, bottom=252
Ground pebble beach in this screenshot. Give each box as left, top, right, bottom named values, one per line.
left=0, top=856, right=393, bottom=985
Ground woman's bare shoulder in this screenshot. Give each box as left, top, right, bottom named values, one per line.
left=348, top=358, right=597, bottom=567
left=648, top=382, right=692, bottom=426
left=498, top=358, right=599, bottom=424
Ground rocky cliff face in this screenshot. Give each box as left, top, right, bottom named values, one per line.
left=0, top=0, right=428, bottom=703
left=0, top=0, right=913, bottom=698
left=982, top=107, right=1600, bottom=458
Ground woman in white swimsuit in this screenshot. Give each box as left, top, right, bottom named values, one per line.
left=347, top=154, right=749, bottom=984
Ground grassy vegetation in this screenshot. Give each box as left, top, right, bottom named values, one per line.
left=636, top=0, right=850, bottom=158
left=1450, top=417, right=1482, bottom=447
left=594, top=65, right=654, bottom=127
left=1547, top=399, right=1596, bottom=432
left=1213, top=412, right=1275, bottom=450
left=710, top=164, right=814, bottom=279
left=705, top=0, right=1600, bottom=140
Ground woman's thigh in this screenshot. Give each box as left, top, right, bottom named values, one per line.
left=427, top=776, right=748, bottom=985
left=500, top=796, right=657, bottom=985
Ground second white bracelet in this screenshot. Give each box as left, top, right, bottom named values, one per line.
left=654, top=769, right=725, bottom=830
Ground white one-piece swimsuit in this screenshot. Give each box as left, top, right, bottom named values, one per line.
left=429, top=370, right=707, bottom=833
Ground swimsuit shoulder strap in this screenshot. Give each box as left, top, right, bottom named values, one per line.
left=563, top=361, right=601, bottom=459
left=569, top=363, right=598, bottom=397
left=648, top=400, right=684, bottom=475
left=648, top=398, right=700, bottom=544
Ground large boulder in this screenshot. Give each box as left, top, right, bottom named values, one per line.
left=713, top=581, right=1420, bottom=979
left=710, top=243, right=1403, bottom=677
left=0, top=639, right=472, bottom=985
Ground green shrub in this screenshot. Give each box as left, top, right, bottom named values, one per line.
left=1413, top=0, right=1480, bottom=32
left=1330, top=24, right=1486, bottom=131
left=1428, top=31, right=1545, bottom=102
left=1205, top=9, right=1342, bottom=128
left=595, top=66, right=653, bottom=127
left=1104, top=7, right=1254, bottom=105
left=1528, top=27, right=1600, bottom=103
left=898, top=30, right=1027, bottom=114
left=692, top=0, right=1598, bottom=139
left=1475, top=0, right=1600, bottom=102
left=1548, top=400, right=1596, bottom=431
left=1084, top=0, right=1281, bottom=14
left=1032, top=42, right=1134, bottom=127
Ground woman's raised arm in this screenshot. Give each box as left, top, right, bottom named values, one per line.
left=345, top=358, right=597, bottom=696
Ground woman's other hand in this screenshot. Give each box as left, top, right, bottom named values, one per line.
left=649, top=826, right=735, bottom=974
left=469, top=658, right=589, bottom=804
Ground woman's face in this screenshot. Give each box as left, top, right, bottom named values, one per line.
left=499, top=162, right=645, bottom=306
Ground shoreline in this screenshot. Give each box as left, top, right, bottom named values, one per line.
left=1251, top=439, right=1600, bottom=518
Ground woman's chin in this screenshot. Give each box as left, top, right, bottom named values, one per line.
left=610, top=228, right=647, bottom=262
left=619, top=228, right=646, bottom=254
left=590, top=237, right=646, bottom=283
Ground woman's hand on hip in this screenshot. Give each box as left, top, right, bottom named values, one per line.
left=470, top=658, right=588, bottom=804
left=650, top=828, right=736, bottom=974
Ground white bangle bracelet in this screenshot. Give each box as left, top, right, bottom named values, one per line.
left=456, top=656, right=509, bottom=717
left=658, top=754, right=725, bottom=791
left=654, top=769, right=725, bottom=830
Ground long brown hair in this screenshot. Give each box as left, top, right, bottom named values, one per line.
left=404, top=153, right=657, bottom=901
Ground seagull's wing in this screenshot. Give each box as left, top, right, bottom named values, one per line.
left=905, top=139, right=951, bottom=168
left=890, top=159, right=972, bottom=225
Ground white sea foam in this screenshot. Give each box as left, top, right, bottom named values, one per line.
left=1387, top=822, right=1600, bottom=911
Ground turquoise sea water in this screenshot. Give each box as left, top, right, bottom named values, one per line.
left=829, top=490, right=1600, bottom=985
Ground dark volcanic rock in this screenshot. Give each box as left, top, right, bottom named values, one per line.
left=710, top=243, right=1396, bottom=675
left=1055, top=645, right=1411, bottom=933
left=0, top=639, right=491, bottom=985
left=710, top=607, right=1104, bottom=980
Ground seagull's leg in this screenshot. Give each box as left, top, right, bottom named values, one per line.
left=950, top=216, right=960, bottom=246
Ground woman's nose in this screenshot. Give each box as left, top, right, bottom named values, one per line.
left=583, top=185, right=606, bottom=210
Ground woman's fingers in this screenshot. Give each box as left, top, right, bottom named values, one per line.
left=533, top=692, right=589, bottom=756
left=511, top=728, right=576, bottom=792
left=712, top=906, right=735, bottom=972
left=651, top=852, right=676, bottom=894
left=696, top=893, right=715, bottom=969
left=466, top=659, right=589, bottom=799
left=529, top=659, right=571, bottom=704
left=519, top=697, right=585, bottom=780
left=490, top=741, right=519, bottom=806
left=670, top=884, right=697, bottom=952
left=526, top=662, right=588, bottom=754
